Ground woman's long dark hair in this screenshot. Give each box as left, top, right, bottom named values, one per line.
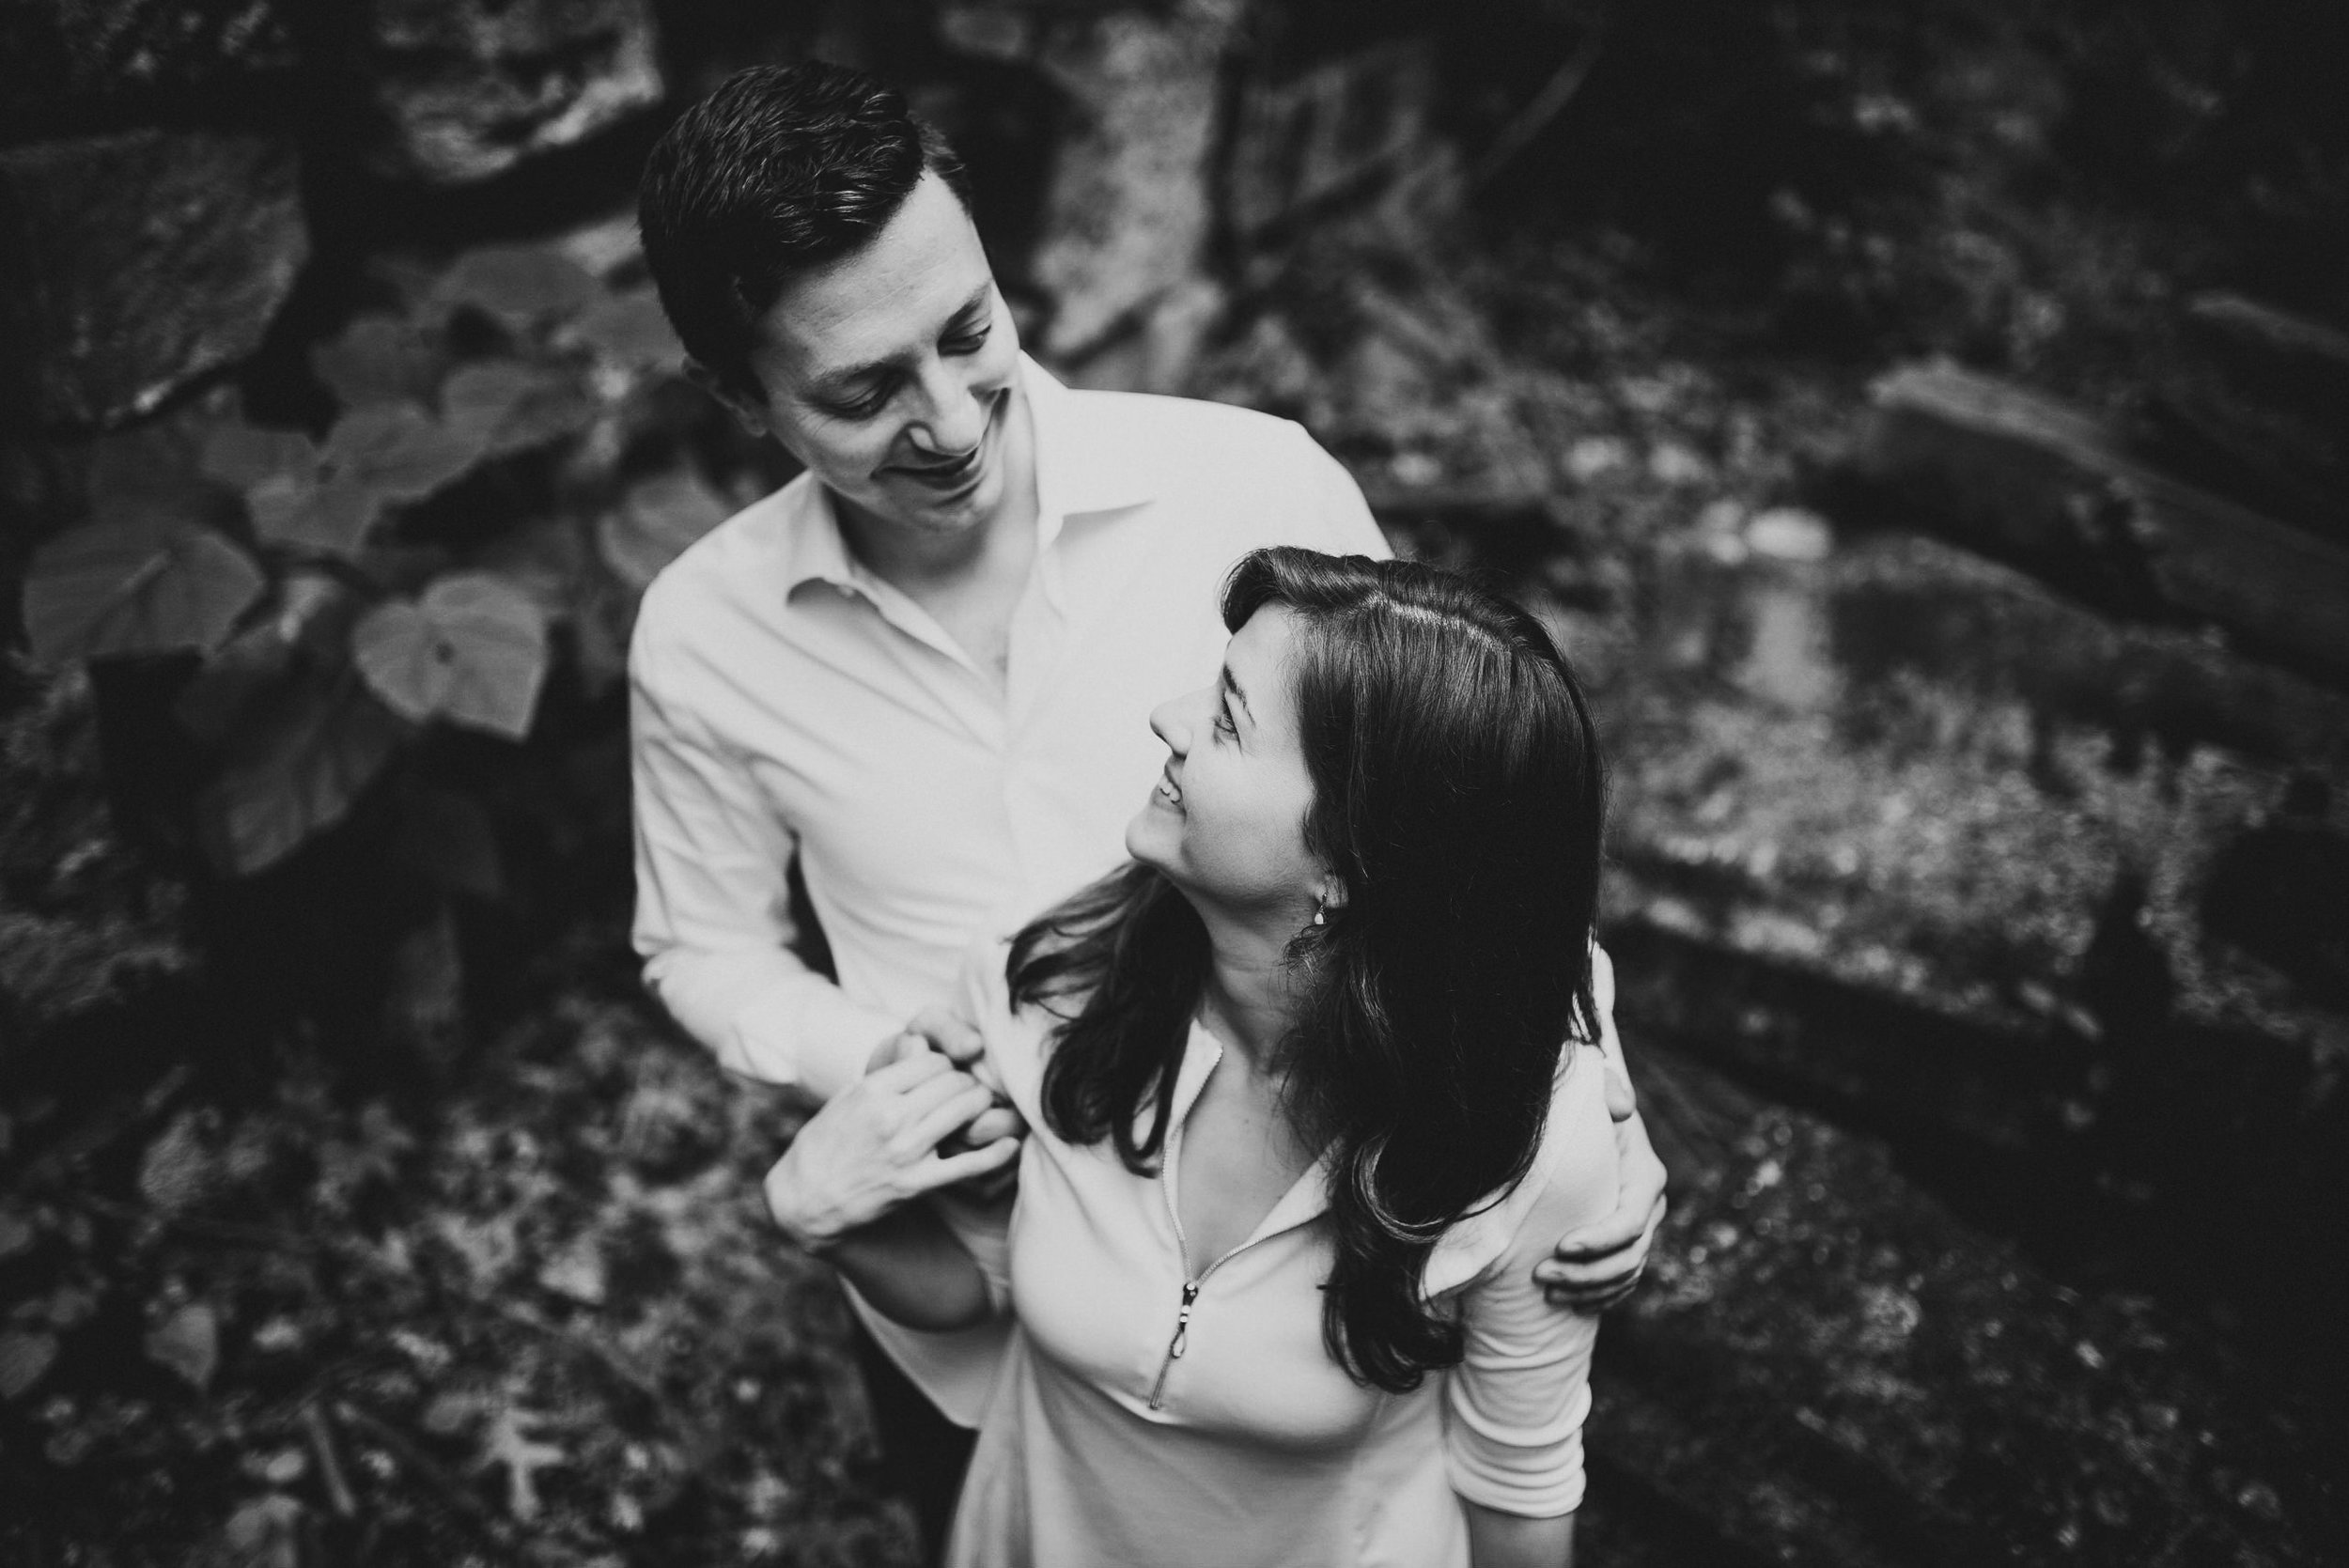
left=1008, top=547, right=1608, bottom=1393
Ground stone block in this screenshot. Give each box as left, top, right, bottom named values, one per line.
left=1224, top=35, right=1454, bottom=247
left=1597, top=1044, right=2337, bottom=1565
left=1858, top=361, right=2349, bottom=689
left=0, top=131, right=308, bottom=432
left=1028, top=2, right=1241, bottom=366
left=1607, top=535, right=2340, bottom=1065
left=356, top=0, right=663, bottom=186
left=0, top=0, right=296, bottom=134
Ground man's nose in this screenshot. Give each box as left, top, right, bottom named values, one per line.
left=906, top=360, right=989, bottom=455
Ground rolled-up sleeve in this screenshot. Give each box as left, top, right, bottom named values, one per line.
left=1293, top=425, right=1393, bottom=562
left=630, top=628, right=895, bottom=1101
left=1442, top=1087, right=1619, bottom=1516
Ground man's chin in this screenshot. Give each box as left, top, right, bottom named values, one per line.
left=883, top=466, right=1001, bottom=536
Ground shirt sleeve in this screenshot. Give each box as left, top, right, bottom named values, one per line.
left=1294, top=425, right=1393, bottom=562
left=1441, top=1070, right=1620, bottom=1518
left=630, top=626, right=898, bottom=1101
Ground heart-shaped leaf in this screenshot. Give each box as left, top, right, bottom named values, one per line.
left=0, top=1329, right=58, bottom=1400
left=145, top=1302, right=219, bottom=1392
left=434, top=244, right=601, bottom=330
left=352, top=573, right=551, bottom=740
left=23, top=514, right=266, bottom=665
left=443, top=362, right=597, bottom=458
left=247, top=470, right=380, bottom=557
left=200, top=423, right=319, bottom=490
left=567, top=290, right=683, bottom=372
left=598, top=469, right=730, bottom=593
left=198, top=672, right=411, bottom=876
left=326, top=404, right=483, bottom=504
left=312, top=313, right=443, bottom=410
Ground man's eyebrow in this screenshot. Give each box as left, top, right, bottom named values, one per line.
left=811, top=285, right=993, bottom=394
left=1220, top=665, right=1254, bottom=725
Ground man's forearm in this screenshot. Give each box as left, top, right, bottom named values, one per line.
left=642, top=946, right=897, bottom=1101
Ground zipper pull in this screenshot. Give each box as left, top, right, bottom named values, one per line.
left=1146, top=1281, right=1201, bottom=1410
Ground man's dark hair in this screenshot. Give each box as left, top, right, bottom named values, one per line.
left=639, top=61, right=973, bottom=395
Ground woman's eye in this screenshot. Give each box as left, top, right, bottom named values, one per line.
left=942, top=322, right=991, bottom=356
left=832, top=388, right=891, bottom=420
left=1212, top=707, right=1237, bottom=739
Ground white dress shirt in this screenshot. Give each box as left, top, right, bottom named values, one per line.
left=630, top=355, right=1390, bottom=1421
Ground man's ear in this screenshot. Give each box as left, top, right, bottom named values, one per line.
left=683, top=358, right=770, bottom=439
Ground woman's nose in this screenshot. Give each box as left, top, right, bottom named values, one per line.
left=1148, top=693, right=1193, bottom=755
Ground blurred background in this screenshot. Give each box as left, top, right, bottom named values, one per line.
left=1, top=1, right=2344, bottom=1562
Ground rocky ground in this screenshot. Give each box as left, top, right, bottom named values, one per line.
left=5, top=2, right=2347, bottom=1561
left=6, top=222, right=2343, bottom=1562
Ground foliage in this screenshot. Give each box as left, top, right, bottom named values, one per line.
left=17, top=235, right=729, bottom=883
left=0, top=660, right=196, bottom=1057
left=0, top=977, right=916, bottom=1566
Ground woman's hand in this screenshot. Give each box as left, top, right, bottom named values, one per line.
left=764, top=1046, right=1019, bottom=1252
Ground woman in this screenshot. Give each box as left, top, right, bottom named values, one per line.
left=768, top=548, right=1617, bottom=1567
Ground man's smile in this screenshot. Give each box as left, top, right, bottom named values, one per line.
left=884, top=388, right=1004, bottom=495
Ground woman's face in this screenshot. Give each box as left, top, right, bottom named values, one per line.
left=1126, top=606, right=1328, bottom=924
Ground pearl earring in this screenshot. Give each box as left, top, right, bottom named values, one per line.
left=1312, top=894, right=1328, bottom=927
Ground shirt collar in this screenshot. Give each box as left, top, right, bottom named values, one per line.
left=778, top=353, right=1156, bottom=597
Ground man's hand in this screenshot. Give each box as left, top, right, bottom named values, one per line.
left=765, top=1049, right=1019, bottom=1252
left=1537, top=1108, right=1668, bottom=1312
left=1535, top=978, right=1670, bottom=1312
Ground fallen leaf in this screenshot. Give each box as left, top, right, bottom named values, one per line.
left=139, top=1109, right=221, bottom=1214
left=218, top=1494, right=302, bottom=1568
left=477, top=1404, right=568, bottom=1520
left=0, top=1329, right=58, bottom=1400
left=147, top=1301, right=221, bottom=1392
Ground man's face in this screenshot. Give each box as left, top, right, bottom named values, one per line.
left=723, top=170, right=1026, bottom=541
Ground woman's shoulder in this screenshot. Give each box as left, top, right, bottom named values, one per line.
left=1425, top=1052, right=1620, bottom=1298
left=956, top=933, right=1055, bottom=1109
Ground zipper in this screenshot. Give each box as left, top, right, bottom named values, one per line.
left=1145, top=1117, right=1273, bottom=1412
left=1146, top=1281, right=1200, bottom=1408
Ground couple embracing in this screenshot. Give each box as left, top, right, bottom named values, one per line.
left=630, top=63, right=1668, bottom=1568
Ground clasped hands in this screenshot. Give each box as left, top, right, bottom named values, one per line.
left=766, top=1007, right=1670, bottom=1313
left=764, top=1008, right=1022, bottom=1253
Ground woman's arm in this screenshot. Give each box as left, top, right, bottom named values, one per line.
left=1465, top=1501, right=1575, bottom=1568
left=763, top=1046, right=1019, bottom=1331
left=1446, top=1062, right=1618, bottom=1557
left=802, top=1200, right=996, bottom=1332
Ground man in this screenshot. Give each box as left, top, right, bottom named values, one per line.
left=630, top=60, right=1667, bottom=1559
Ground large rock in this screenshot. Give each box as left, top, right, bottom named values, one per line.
left=1019, top=1, right=1243, bottom=382
left=0, top=131, right=308, bottom=432
left=1596, top=531, right=2349, bottom=1138
left=0, top=0, right=297, bottom=136
left=1856, top=362, right=2349, bottom=690
left=356, top=0, right=663, bottom=186
left=1597, top=1043, right=2339, bottom=1565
